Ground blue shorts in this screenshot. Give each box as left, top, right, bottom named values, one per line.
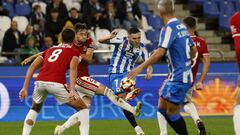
left=159, top=80, right=191, bottom=104
left=109, top=73, right=128, bottom=94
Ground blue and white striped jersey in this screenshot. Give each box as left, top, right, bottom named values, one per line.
left=108, top=37, right=149, bottom=74
left=158, top=18, right=195, bottom=83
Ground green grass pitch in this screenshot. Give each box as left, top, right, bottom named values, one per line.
left=0, top=117, right=234, bottom=135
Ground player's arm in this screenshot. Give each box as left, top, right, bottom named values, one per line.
left=68, top=56, right=88, bottom=108
left=81, top=48, right=94, bottom=63
left=21, top=52, right=43, bottom=65
left=19, top=57, right=43, bottom=101
left=98, top=30, right=118, bottom=44
left=196, top=54, right=210, bottom=90
left=128, top=48, right=165, bottom=78
left=69, top=56, right=79, bottom=93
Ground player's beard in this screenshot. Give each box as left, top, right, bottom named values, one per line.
left=77, top=40, right=86, bottom=46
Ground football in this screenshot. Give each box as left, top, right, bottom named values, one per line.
left=120, top=77, right=136, bottom=92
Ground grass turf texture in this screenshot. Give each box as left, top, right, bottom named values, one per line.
left=0, top=117, right=234, bottom=135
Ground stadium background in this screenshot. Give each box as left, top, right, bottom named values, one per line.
left=0, top=0, right=239, bottom=134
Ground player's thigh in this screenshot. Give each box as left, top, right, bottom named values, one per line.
left=76, top=76, right=100, bottom=96
left=46, top=82, right=69, bottom=105
left=166, top=101, right=181, bottom=115
left=32, top=81, right=48, bottom=105
left=158, top=97, right=167, bottom=110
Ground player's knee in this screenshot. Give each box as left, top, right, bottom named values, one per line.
left=31, top=104, right=42, bottom=113
left=26, top=119, right=34, bottom=126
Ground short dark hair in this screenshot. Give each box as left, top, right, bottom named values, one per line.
left=69, top=7, right=78, bottom=12
left=183, top=16, right=197, bottom=29
left=75, top=23, right=88, bottom=32
left=62, top=28, right=75, bottom=43
left=128, top=27, right=140, bottom=35
left=51, top=8, right=59, bottom=13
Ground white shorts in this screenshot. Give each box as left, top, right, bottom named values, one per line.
left=32, top=81, right=69, bottom=105
left=75, top=76, right=101, bottom=98
left=184, top=86, right=194, bottom=103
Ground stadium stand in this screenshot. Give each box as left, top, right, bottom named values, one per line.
left=0, top=0, right=237, bottom=64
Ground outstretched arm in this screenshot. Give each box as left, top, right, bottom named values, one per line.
left=98, top=30, right=118, bottom=43
left=21, top=52, right=43, bottom=65
left=128, top=48, right=165, bottom=79
left=19, top=57, right=43, bottom=101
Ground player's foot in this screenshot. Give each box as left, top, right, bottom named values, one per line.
left=125, top=88, right=141, bottom=101
left=54, top=125, right=63, bottom=135
left=134, top=125, right=145, bottom=135
left=135, top=101, right=142, bottom=117
left=196, top=119, right=207, bottom=135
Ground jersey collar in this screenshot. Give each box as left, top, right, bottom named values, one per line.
left=167, top=18, right=178, bottom=24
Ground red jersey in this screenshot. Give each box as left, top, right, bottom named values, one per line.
left=230, top=11, right=240, bottom=70
left=191, top=36, right=209, bottom=83
left=36, top=44, right=79, bottom=84
left=72, top=38, right=94, bottom=78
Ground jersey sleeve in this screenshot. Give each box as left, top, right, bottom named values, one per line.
left=109, top=37, right=123, bottom=46
left=158, top=26, right=175, bottom=49
left=141, top=46, right=149, bottom=61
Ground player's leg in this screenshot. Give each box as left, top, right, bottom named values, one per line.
left=109, top=73, right=144, bottom=135
left=234, top=83, right=240, bottom=135
left=157, top=97, right=168, bottom=135
left=56, top=96, right=92, bottom=135
left=161, top=81, right=190, bottom=135
left=23, top=82, right=47, bottom=135
left=184, top=87, right=206, bottom=135
left=52, top=82, right=90, bottom=135
left=96, top=83, right=141, bottom=116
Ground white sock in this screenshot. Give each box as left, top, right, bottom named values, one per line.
left=184, top=102, right=200, bottom=123
left=22, top=109, right=38, bottom=135
left=157, top=112, right=168, bottom=135
left=234, top=105, right=240, bottom=135
left=78, top=109, right=90, bottom=135
left=104, top=88, right=135, bottom=114
left=60, top=112, right=80, bottom=133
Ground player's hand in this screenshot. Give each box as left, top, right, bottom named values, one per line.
left=145, top=73, right=152, bottom=80
left=21, top=57, right=32, bottom=66
left=68, top=90, right=80, bottom=102
left=19, top=88, right=28, bottom=101
left=110, top=30, right=118, bottom=39
left=195, top=82, right=203, bottom=90
left=128, top=66, right=143, bottom=79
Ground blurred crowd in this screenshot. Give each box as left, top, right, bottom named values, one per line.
left=0, top=0, right=143, bottom=63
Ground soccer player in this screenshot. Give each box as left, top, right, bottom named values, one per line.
left=128, top=0, right=198, bottom=135
left=98, top=28, right=153, bottom=135
left=54, top=23, right=142, bottom=135
left=157, top=16, right=210, bottom=135
left=19, top=28, right=88, bottom=135
left=230, top=11, right=240, bottom=135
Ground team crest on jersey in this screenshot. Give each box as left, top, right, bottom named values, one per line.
left=124, top=50, right=135, bottom=58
